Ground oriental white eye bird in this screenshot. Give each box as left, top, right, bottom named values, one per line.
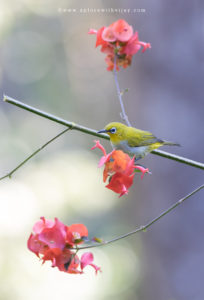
left=98, top=122, right=180, bottom=160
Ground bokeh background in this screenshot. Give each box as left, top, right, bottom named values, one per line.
left=0, top=0, right=204, bottom=299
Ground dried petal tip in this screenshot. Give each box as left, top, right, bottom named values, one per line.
left=134, top=165, right=150, bottom=179
left=88, top=29, right=97, bottom=34
left=91, top=140, right=106, bottom=156
left=92, top=237, right=104, bottom=243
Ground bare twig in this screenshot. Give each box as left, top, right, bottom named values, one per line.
left=113, top=56, right=131, bottom=126
left=78, top=184, right=204, bottom=250
left=0, top=127, right=71, bottom=181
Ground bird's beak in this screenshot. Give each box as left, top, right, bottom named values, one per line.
left=97, top=129, right=108, bottom=134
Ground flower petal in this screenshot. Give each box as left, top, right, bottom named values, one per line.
left=111, top=19, right=133, bottom=42
left=134, top=165, right=150, bottom=179
left=88, top=29, right=97, bottom=35
left=38, top=218, right=67, bottom=250
left=102, top=26, right=116, bottom=42
left=80, top=252, right=101, bottom=274
left=91, top=140, right=107, bottom=156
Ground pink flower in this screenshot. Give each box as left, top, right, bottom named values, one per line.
left=28, top=218, right=101, bottom=275
left=101, top=43, right=115, bottom=55
left=102, top=27, right=116, bottom=42
left=27, top=217, right=67, bottom=254
left=27, top=233, right=47, bottom=257
left=89, top=19, right=151, bottom=71
left=38, top=218, right=67, bottom=250
left=42, top=248, right=81, bottom=274
left=121, top=32, right=151, bottom=55
left=111, top=19, right=133, bottom=42
left=88, top=26, right=107, bottom=48
left=81, top=252, right=101, bottom=274
left=32, top=217, right=55, bottom=234
left=88, top=29, right=97, bottom=35
left=134, top=165, right=150, bottom=179
left=91, top=140, right=114, bottom=167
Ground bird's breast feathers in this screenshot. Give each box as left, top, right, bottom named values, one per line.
left=111, top=140, right=150, bottom=159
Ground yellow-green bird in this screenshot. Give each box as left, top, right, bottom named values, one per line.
left=98, top=122, right=180, bottom=160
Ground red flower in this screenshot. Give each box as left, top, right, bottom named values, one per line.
left=89, top=19, right=151, bottom=71
left=91, top=141, right=149, bottom=197
left=103, top=150, right=131, bottom=182
left=66, top=224, right=89, bottom=246
left=42, top=248, right=81, bottom=274
left=106, top=173, right=135, bottom=197
left=28, top=218, right=100, bottom=275
left=88, top=27, right=107, bottom=47
left=121, top=32, right=151, bottom=55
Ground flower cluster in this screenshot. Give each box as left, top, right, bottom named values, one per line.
left=88, top=19, right=151, bottom=70
left=91, top=140, right=149, bottom=197
left=28, top=217, right=101, bottom=274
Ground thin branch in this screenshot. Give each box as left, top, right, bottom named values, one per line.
left=78, top=184, right=204, bottom=250
left=0, top=127, right=71, bottom=181
left=149, top=148, right=204, bottom=169
left=113, top=56, right=131, bottom=126
left=3, top=95, right=204, bottom=170
left=3, top=95, right=107, bottom=139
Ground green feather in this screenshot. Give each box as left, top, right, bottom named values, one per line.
left=126, top=128, right=162, bottom=147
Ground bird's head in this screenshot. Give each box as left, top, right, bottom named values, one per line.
left=98, top=122, right=127, bottom=144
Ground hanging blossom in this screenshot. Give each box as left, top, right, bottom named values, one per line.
left=91, top=140, right=149, bottom=197
left=88, top=19, right=151, bottom=70
left=28, top=217, right=101, bottom=275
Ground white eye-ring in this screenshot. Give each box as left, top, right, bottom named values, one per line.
left=110, top=127, right=117, bottom=134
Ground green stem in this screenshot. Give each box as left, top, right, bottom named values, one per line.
left=3, top=95, right=108, bottom=140
left=151, top=148, right=204, bottom=169
left=3, top=95, right=204, bottom=170
left=78, top=184, right=204, bottom=250
left=0, top=127, right=71, bottom=181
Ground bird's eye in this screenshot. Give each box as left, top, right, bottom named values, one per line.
left=110, top=127, right=117, bottom=134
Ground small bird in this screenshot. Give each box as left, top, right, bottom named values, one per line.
left=98, top=122, right=180, bottom=160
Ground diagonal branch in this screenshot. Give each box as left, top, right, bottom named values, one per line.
left=78, top=184, right=204, bottom=250
left=3, top=95, right=106, bottom=139
left=0, top=127, right=71, bottom=181
left=3, top=95, right=204, bottom=170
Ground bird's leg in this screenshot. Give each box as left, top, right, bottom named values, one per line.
left=134, top=156, right=143, bottom=163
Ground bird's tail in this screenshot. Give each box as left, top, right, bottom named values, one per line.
left=162, top=141, right=180, bottom=146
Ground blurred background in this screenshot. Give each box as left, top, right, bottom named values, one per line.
left=0, top=0, right=204, bottom=299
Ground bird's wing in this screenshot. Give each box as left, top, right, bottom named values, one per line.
left=127, top=129, right=162, bottom=147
